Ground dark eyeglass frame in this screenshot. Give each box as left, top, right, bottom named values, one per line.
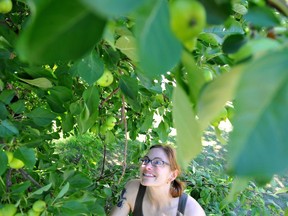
left=139, top=156, right=170, bottom=167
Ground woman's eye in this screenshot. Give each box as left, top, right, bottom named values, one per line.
left=153, top=160, right=163, bottom=165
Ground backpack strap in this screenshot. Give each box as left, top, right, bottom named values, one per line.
left=133, top=184, right=146, bottom=216
left=177, top=193, right=188, bottom=214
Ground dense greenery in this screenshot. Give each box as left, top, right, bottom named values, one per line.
left=0, top=0, right=288, bottom=215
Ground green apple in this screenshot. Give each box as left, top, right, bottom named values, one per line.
left=1, top=204, right=17, bottom=216
left=27, top=209, right=40, bottom=216
left=0, top=0, right=12, bottom=14
left=32, top=200, right=46, bottom=212
left=15, top=213, right=26, bottom=216
left=202, top=67, right=214, bottom=82
left=100, top=125, right=108, bottom=135
left=96, top=70, right=114, bottom=87
left=105, top=116, right=116, bottom=130
left=170, top=0, right=206, bottom=42
left=90, top=124, right=99, bottom=134
left=9, top=158, right=25, bottom=169
left=5, top=151, right=14, bottom=163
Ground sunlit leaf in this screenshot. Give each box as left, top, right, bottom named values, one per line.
left=19, top=77, right=53, bottom=89
left=197, top=65, right=243, bottom=130
left=172, top=85, right=202, bottom=168
left=115, top=35, right=138, bottom=62
left=30, top=183, right=52, bottom=196
left=135, top=0, right=182, bottom=78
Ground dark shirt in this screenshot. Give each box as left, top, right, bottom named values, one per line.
left=133, top=184, right=188, bottom=216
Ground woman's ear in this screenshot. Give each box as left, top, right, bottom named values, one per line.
left=170, top=169, right=179, bottom=181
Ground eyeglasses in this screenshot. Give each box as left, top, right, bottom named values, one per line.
left=139, top=156, right=170, bottom=167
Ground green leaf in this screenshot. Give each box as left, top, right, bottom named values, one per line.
left=181, top=51, right=206, bottom=104
left=26, top=107, right=57, bottom=127
left=135, top=0, right=182, bottom=79
left=81, top=0, right=146, bottom=17
left=222, top=34, right=247, bottom=54
left=244, top=6, right=280, bottom=27
left=76, top=50, right=104, bottom=85
left=0, top=151, right=8, bottom=176
left=9, top=100, right=26, bottom=114
left=119, top=76, right=139, bottom=100
left=226, top=177, right=250, bottom=202
left=155, top=121, right=169, bottom=142
left=172, top=85, right=202, bottom=168
left=29, top=183, right=52, bottom=196
left=60, top=200, right=89, bottom=215
left=232, top=3, right=248, bottom=15
left=197, top=65, right=243, bottom=130
left=198, top=32, right=221, bottom=46
left=18, top=77, right=53, bottom=89
left=275, top=187, right=288, bottom=195
left=115, top=35, right=139, bottom=62
left=140, top=111, right=154, bottom=132
left=49, top=86, right=73, bottom=102
left=11, top=181, right=31, bottom=195
left=0, top=120, right=19, bottom=137
left=68, top=173, right=92, bottom=189
left=14, top=147, right=36, bottom=170
left=94, top=202, right=106, bottom=216
left=0, top=102, right=9, bottom=119
left=62, top=113, right=74, bottom=133
left=229, top=38, right=281, bottom=62
left=46, top=86, right=73, bottom=113
left=83, top=85, right=100, bottom=115
left=0, top=89, right=15, bottom=104
left=16, top=0, right=106, bottom=64
left=227, top=47, right=288, bottom=181
left=200, top=0, right=232, bottom=25
left=54, top=182, right=70, bottom=201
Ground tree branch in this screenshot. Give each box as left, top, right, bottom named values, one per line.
left=6, top=168, right=12, bottom=192
left=99, top=87, right=120, bottom=108
left=118, top=95, right=128, bottom=184
left=18, top=169, right=41, bottom=188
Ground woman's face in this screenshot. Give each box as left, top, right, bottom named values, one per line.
left=139, top=147, right=174, bottom=186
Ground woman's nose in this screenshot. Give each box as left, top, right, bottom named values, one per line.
left=144, top=162, right=153, bottom=170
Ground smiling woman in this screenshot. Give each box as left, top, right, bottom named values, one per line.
left=109, top=144, right=206, bottom=216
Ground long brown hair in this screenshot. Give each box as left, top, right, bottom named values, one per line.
left=149, top=144, right=184, bottom=197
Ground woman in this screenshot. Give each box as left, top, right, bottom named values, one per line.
left=110, top=144, right=206, bottom=216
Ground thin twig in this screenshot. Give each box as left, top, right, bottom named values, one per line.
left=18, top=169, right=41, bottom=188
left=99, top=87, right=120, bottom=108
left=6, top=168, right=12, bottom=192
left=100, top=143, right=107, bottom=176
left=118, top=95, right=128, bottom=184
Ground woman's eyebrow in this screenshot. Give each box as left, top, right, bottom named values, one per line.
left=145, top=156, right=164, bottom=160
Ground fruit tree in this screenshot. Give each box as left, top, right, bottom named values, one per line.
left=0, top=0, right=287, bottom=215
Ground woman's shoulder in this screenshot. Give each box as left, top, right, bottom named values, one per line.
left=124, top=179, right=141, bottom=211
left=126, top=178, right=141, bottom=188
left=125, top=178, right=142, bottom=193
left=184, top=194, right=206, bottom=216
